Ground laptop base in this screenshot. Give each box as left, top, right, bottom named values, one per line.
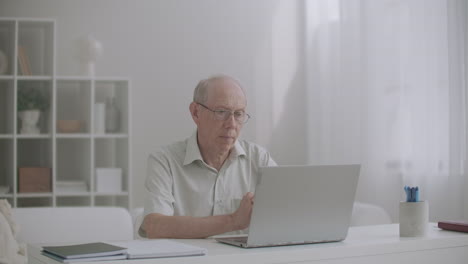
left=216, top=236, right=343, bottom=248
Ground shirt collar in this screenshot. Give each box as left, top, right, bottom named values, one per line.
left=183, top=131, right=246, bottom=166
left=183, top=131, right=203, bottom=165
left=231, top=139, right=246, bottom=158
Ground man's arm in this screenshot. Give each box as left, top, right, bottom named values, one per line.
left=143, top=192, right=254, bottom=239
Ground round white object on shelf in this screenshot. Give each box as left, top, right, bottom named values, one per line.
left=0, top=50, right=8, bottom=75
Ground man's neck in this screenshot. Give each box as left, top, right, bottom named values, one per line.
left=197, top=138, right=231, bottom=171
left=201, top=149, right=230, bottom=171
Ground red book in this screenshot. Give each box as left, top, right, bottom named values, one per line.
left=438, top=221, right=468, bottom=233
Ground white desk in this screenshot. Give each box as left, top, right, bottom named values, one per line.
left=28, top=223, right=468, bottom=264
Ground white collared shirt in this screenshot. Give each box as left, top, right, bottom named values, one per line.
left=140, top=132, right=276, bottom=237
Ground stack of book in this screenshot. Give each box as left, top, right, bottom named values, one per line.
left=42, top=240, right=207, bottom=263
left=42, top=242, right=127, bottom=263
left=438, top=221, right=468, bottom=233
left=17, top=46, right=32, bottom=76
left=56, top=180, right=88, bottom=193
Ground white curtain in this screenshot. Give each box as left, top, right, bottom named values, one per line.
left=305, top=0, right=467, bottom=221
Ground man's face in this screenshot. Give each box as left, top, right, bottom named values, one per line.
left=195, top=79, right=247, bottom=153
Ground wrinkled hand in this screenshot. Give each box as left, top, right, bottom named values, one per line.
left=231, top=192, right=254, bottom=231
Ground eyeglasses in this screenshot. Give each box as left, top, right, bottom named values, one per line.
left=197, top=103, right=250, bottom=124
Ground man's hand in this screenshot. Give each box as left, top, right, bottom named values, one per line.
left=143, top=192, right=255, bottom=238
left=231, top=192, right=254, bottom=231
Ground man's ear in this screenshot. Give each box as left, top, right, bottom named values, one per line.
left=189, top=102, right=200, bottom=124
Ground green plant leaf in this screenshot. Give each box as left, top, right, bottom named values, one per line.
left=17, top=87, right=49, bottom=112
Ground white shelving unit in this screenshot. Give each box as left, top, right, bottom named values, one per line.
left=0, top=18, right=131, bottom=208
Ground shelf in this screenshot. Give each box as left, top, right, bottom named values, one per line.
left=56, top=138, right=91, bottom=183
left=55, top=134, right=128, bottom=138
left=94, top=192, right=129, bottom=196
left=16, top=134, right=52, bottom=139
left=93, top=134, right=128, bottom=138
left=16, top=192, right=53, bottom=198
left=56, top=196, right=91, bottom=206
left=1, top=18, right=131, bottom=209
left=0, top=80, right=14, bottom=134
left=17, top=80, right=53, bottom=134
left=56, top=79, right=91, bottom=134
left=94, top=195, right=129, bottom=207
left=56, top=134, right=91, bottom=138
left=95, top=139, right=129, bottom=187
left=17, top=138, right=53, bottom=168
left=0, top=139, right=13, bottom=193
left=17, top=196, right=52, bottom=207
left=16, top=76, right=53, bottom=80
left=95, top=80, right=129, bottom=134
left=57, top=76, right=93, bottom=81
left=0, top=20, right=15, bottom=76
left=56, top=76, right=130, bottom=81
left=17, top=21, right=54, bottom=76
left=56, top=192, right=91, bottom=197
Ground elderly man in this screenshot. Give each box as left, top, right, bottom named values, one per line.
left=140, top=75, right=276, bottom=238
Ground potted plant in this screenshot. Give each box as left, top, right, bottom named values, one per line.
left=17, top=87, right=49, bottom=134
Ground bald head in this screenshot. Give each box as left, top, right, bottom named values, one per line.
left=189, top=74, right=248, bottom=161
left=193, top=74, right=247, bottom=105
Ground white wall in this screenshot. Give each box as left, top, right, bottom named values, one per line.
left=0, top=0, right=308, bottom=208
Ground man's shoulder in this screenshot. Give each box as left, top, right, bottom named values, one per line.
left=150, top=138, right=188, bottom=161
left=236, top=139, right=276, bottom=166
left=237, top=139, right=270, bottom=156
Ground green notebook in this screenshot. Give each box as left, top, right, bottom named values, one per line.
left=41, top=252, right=127, bottom=263
left=42, top=242, right=127, bottom=259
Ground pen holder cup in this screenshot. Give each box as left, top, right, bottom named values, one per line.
left=399, top=201, right=429, bottom=237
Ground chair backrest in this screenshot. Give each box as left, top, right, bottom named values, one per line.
left=12, top=207, right=133, bottom=244
left=131, top=207, right=144, bottom=239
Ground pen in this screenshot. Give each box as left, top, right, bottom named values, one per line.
left=404, top=186, right=420, bottom=202
left=415, top=187, right=419, bottom=202
left=404, top=186, right=411, bottom=202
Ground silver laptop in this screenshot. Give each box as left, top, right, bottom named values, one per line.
left=216, top=164, right=360, bottom=248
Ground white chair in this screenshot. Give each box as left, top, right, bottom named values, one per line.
left=12, top=207, right=133, bottom=244
left=350, top=202, right=392, bottom=226
left=131, top=207, right=144, bottom=239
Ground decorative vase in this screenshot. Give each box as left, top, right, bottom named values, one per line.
left=105, top=97, right=120, bottom=133
left=94, top=103, right=105, bottom=134
left=78, top=35, right=102, bottom=76
left=19, top=110, right=41, bottom=134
